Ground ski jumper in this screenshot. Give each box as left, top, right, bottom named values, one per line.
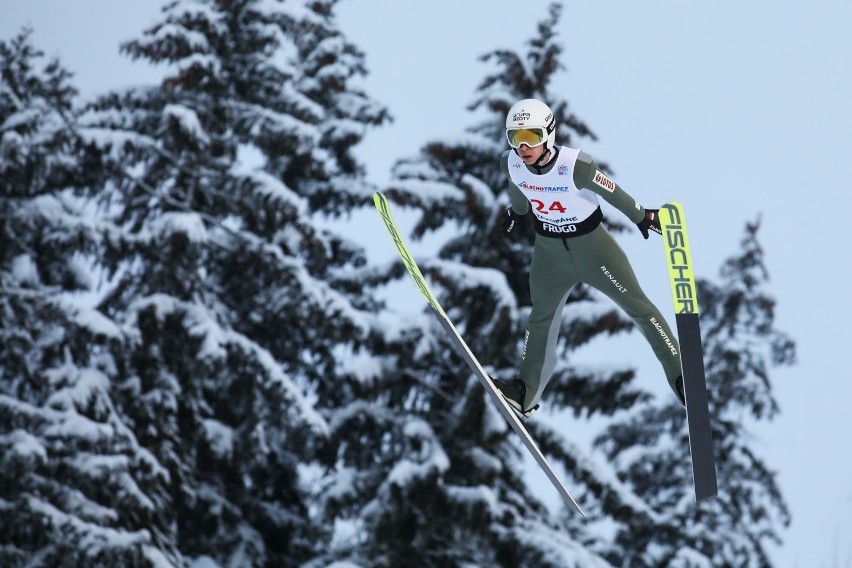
left=502, top=147, right=682, bottom=409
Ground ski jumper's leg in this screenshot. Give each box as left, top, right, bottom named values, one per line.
left=519, top=235, right=579, bottom=409
left=573, top=226, right=683, bottom=397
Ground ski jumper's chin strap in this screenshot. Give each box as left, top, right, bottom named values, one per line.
left=527, top=146, right=560, bottom=174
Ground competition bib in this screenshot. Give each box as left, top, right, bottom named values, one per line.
left=507, top=147, right=600, bottom=228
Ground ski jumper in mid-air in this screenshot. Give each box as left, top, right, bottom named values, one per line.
left=492, top=98, right=685, bottom=418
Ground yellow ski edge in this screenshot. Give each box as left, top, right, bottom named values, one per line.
left=373, top=192, right=447, bottom=319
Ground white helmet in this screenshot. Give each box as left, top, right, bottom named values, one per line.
left=505, top=98, right=556, bottom=151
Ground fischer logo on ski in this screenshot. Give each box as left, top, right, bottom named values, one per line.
left=661, top=203, right=697, bottom=314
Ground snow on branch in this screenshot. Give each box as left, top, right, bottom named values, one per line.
left=124, top=293, right=328, bottom=435
left=504, top=519, right=614, bottom=568
left=389, top=178, right=465, bottom=208
left=174, top=53, right=222, bottom=76
left=77, top=127, right=158, bottom=161
left=422, top=258, right=517, bottom=312
left=247, top=0, right=323, bottom=25
left=386, top=418, right=449, bottom=488
left=230, top=163, right=303, bottom=211
left=24, top=496, right=154, bottom=558
left=145, top=211, right=209, bottom=244
left=531, top=419, right=661, bottom=522
left=1, top=429, right=47, bottom=466
left=459, top=173, right=494, bottom=208
left=162, top=104, right=210, bottom=146
left=163, top=0, right=226, bottom=29
left=147, top=23, right=211, bottom=51
left=44, top=365, right=111, bottom=416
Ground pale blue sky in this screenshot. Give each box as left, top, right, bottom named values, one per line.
left=3, top=0, right=851, bottom=564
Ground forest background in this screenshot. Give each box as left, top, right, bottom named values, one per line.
left=2, top=0, right=851, bottom=566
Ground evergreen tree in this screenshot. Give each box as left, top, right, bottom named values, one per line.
left=73, top=0, right=388, bottom=565
left=0, top=2, right=395, bottom=566
left=595, top=218, right=795, bottom=566
left=0, top=29, right=174, bottom=566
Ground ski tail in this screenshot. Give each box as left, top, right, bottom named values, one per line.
left=659, top=202, right=719, bottom=501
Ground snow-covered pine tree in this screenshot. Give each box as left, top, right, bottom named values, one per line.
left=0, top=29, right=177, bottom=566
left=276, top=0, right=390, bottom=214
left=74, top=0, right=388, bottom=565
left=595, top=218, right=795, bottom=566
left=324, top=3, right=655, bottom=567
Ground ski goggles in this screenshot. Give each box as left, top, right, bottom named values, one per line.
left=506, top=127, right=547, bottom=148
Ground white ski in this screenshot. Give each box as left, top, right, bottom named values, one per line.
left=374, top=192, right=584, bottom=516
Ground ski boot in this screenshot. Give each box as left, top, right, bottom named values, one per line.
left=491, top=378, right=539, bottom=421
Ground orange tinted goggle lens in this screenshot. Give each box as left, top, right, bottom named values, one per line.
left=507, top=128, right=545, bottom=148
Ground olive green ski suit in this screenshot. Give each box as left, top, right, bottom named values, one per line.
left=502, top=148, right=682, bottom=409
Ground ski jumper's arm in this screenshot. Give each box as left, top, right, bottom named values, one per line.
left=573, top=151, right=646, bottom=224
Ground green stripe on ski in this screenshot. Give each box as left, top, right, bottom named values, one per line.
left=659, top=202, right=699, bottom=315
left=373, top=192, right=447, bottom=319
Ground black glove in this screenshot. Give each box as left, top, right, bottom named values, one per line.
left=501, top=207, right=523, bottom=238
left=636, top=208, right=661, bottom=239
